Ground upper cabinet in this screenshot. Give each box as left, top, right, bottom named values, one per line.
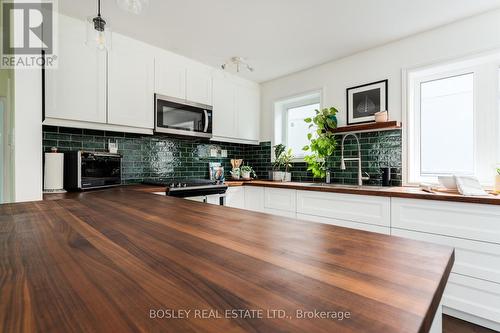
left=212, top=71, right=260, bottom=144
left=186, top=64, right=213, bottom=106
left=45, top=14, right=260, bottom=140
left=45, top=15, right=106, bottom=123
left=107, top=33, right=154, bottom=129
left=154, top=51, right=187, bottom=100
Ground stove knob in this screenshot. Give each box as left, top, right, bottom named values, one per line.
left=170, top=183, right=175, bottom=188
left=177, top=183, right=182, bottom=188
left=182, top=184, right=187, bottom=187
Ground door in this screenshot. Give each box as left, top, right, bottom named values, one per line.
left=155, top=52, right=187, bottom=100
left=186, top=64, right=213, bottom=105
left=236, top=83, right=260, bottom=142
left=108, top=33, right=154, bottom=129
left=45, top=15, right=106, bottom=123
left=212, top=73, right=237, bottom=138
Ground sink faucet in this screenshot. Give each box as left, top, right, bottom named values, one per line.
left=340, top=133, right=370, bottom=186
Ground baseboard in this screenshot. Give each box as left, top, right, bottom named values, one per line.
left=443, top=306, right=500, bottom=332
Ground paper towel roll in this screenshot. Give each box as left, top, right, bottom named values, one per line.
left=44, top=152, right=64, bottom=191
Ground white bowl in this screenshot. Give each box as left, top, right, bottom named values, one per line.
left=438, top=176, right=457, bottom=190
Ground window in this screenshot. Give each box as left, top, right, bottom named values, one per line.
left=406, top=53, right=500, bottom=185
left=274, top=91, right=321, bottom=159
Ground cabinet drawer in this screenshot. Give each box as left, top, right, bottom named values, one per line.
left=264, top=188, right=296, bottom=212
left=391, top=198, right=500, bottom=244
left=392, top=228, right=500, bottom=284
left=296, top=190, right=390, bottom=227
left=297, top=213, right=390, bottom=235
left=444, top=273, right=500, bottom=326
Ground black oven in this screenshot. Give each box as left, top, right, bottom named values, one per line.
left=155, top=94, right=213, bottom=138
left=64, top=151, right=122, bottom=191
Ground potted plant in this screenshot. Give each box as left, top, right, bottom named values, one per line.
left=271, top=144, right=294, bottom=182
left=302, top=107, right=339, bottom=179
left=496, top=168, right=500, bottom=193
left=240, top=165, right=257, bottom=180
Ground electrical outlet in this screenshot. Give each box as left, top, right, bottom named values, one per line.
left=210, top=149, right=218, bottom=157
left=221, top=150, right=228, bottom=158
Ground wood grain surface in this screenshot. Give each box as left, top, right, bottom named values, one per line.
left=3, top=187, right=454, bottom=333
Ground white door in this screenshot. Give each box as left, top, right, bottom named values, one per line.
left=155, top=52, right=187, bottom=100
left=45, top=15, right=106, bottom=123
left=212, top=73, right=237, bottom=139
left=108, top=33, right=154, bottom=129
left=236, top=83, right=260, bottom=141
left=186, top=64, right=213, bottom=105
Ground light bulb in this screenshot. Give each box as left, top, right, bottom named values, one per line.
left=95, top=30, right=106, bottom=50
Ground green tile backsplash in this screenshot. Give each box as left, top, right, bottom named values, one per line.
left=43, top=126, right=252, bottom=183
left=43, top=126, right=402, bottom=186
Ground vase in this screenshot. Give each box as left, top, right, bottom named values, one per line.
left=241, top=171, right=251, bottom=180
left=271, top=171, right=291, bottom=182
left=495, top=175, right=500, bottom=193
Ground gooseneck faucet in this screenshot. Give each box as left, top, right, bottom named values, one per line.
left=340, top=133, right=370, bottom=186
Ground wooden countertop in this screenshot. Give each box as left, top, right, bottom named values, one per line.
left=3, top=186, right=454, bottom=333
left=226, top=180, right=500, bottom=205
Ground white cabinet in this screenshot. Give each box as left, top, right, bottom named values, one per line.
left=297, top=213, right=390, bottom=235
left=212, top=73, right=237, bottom=138
left=211, top=72, right=260, bottom=144
left=244, top=186, right=265, bottom=212
left=236, top=83, right=260, bottom=142
left=296, top=190, right=391, bottom=227
left=108, top=33, right=154, bottom=129
left=264, top=188, right=296, bottom=213
left=391, top=198, right=500, bottom=244
left=45, top=15, right=106, bottom=123
left=154, top=51, right=187, bottom=100
left=226, top=186, right=245, bottom=209
left=186, top=64, right=213, bottom=105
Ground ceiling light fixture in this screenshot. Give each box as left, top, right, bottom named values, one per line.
left=87, top=0, right=109, bottom=51
left=221, top=57, right=254, bottom=73
left=117, top=0, right=149, bottom=15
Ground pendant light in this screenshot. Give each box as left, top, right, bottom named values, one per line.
left=87, top=0, right=110, bottom=51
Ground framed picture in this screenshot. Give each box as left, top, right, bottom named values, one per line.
left=346, top=79, right=388, bottom=125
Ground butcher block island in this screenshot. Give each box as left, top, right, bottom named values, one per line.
left=1, top=186, right=454, bottom=333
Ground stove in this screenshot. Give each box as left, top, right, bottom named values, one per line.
left=142, top=178, right=228, bottom=201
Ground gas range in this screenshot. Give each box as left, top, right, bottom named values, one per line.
left=142, top=178, right=228, bottom=199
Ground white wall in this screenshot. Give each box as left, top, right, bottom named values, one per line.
left=260, top=9, right=500, bottom=141
left=13, top=69, right=43, bottom=202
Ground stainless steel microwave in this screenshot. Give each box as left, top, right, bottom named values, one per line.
left=154, top=94, right=213, bottom=138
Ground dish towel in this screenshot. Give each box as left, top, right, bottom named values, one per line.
left=454, top=176, right=488, bottom=196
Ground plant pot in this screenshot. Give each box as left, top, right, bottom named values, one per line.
left=241, top=171, right=251, bottom=180
left=495, top=175, right=500, bottom=193
left=271, top=171, right=291, bottom=182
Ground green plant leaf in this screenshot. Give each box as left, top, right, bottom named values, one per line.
left=304, top=117, right=312, bottom=123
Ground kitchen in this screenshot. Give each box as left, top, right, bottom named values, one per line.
left=1, top=1, right=500, bottom=332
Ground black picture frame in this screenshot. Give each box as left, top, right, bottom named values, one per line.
left=346, top=79, right=388, bottom=125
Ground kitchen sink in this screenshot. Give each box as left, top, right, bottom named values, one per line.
left=303, top=183, right=386, bottom=190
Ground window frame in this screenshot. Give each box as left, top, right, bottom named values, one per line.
left=403, top=51, right=500, bottom=186
left=273, top=90, right=322, bottom=162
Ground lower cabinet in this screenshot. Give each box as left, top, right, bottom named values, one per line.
left=297, top=213, right=390, bottom=235
left=391, top=198, right=500, bottom=331
left=225, top=187, right=245, bottom=209
left=244, top=186, right=265, bottom=212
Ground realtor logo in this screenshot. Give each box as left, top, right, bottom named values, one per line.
left=1, top=0, right=57, bottom=68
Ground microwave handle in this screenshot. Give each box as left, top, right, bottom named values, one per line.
left=203, top=110, right=209, bottom=132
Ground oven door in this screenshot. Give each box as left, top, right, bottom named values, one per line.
left=80, top=152, right=122, bottom=189
left=155, top=94, right=213, bottom=138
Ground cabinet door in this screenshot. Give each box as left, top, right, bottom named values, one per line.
left=108, top=33, right=154, bottom=129
left=212, top=73, right=237, bottom=138
left=264, top=188, right=296, bottom=212
left=186, top=64, right=213, bottom=105
left=236, top=83, right=260, bottom=142
left=155, top=52, right=186, bottom=100
left=45, top=15, right=106, bottom=123
left=244, top=186, right=264, bottom=212
left=226, top=187, right=245, bottom=209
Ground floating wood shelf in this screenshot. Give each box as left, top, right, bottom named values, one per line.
left=332, top=121, right=401, bottom=134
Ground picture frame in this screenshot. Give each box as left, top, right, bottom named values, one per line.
left=346, top=79, right=388, bottom=125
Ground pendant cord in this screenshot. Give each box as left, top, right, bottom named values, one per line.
left=97, top=0, right=101, bottom=17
